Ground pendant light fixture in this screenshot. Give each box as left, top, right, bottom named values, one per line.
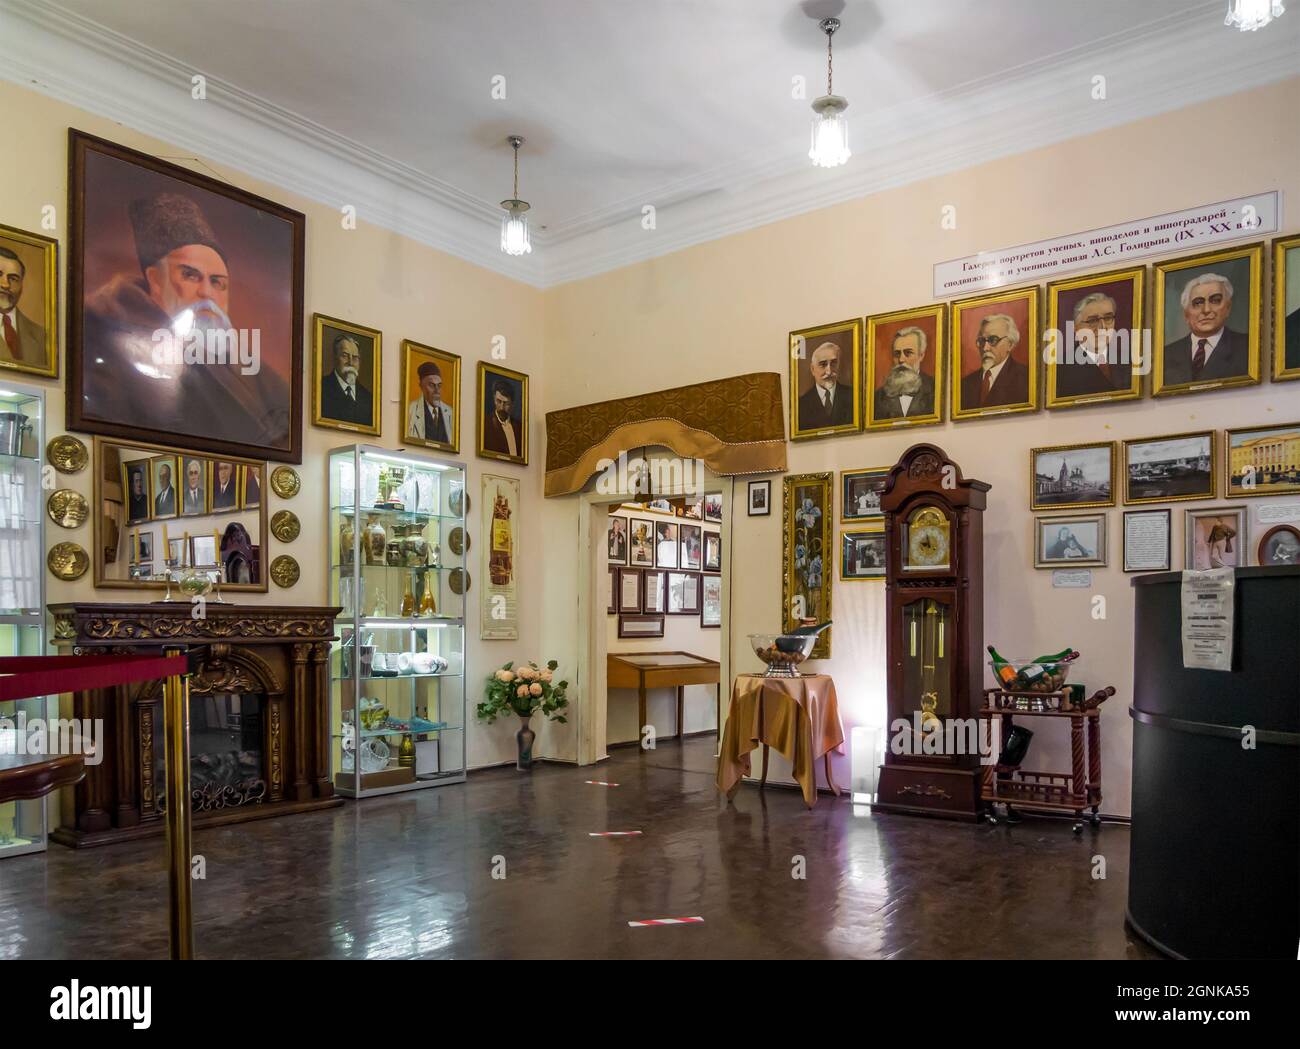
left=809, top=17, right=850, bottom=169
left=499, top=134, right=532, bottom=256
left=1224, top=0, right=1285, bottom=31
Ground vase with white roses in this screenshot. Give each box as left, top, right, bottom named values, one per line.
left=477, top=660, right=569, bottom=770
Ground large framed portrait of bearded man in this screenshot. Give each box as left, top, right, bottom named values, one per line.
left=67, top=130, right=306, bottom=463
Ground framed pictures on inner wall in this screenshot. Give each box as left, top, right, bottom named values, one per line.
left=312, top=314, right=381, bottom=435
left=180, top=455, right=208, bottom=515
left=643, top=569, right=666, bottom=614
left=782, top=473, right=832, bottom=658
left=840, top=525, right=886, bottom=580
left=700, top=574, right=722, bottom=628
left=679, top=523, right=702, bottom=570
left=210, top=460, right=240, bottom=511
left=864, top=303, right=944, bottom=430
left=477, top=361, right=528, bottom=465
left=1273, top=233, right=1300, bottom=382
left=149, top=454, right=179, bottom=520
left=1045, top=266, right=1145, bottom=408
left=402, top=340, right=460, bottom=453
left=607, top=565, right=616, bottom=614
left=666, top=571, right=700, bottom=615
left=1030, top=442, right=1115, bottom=511
left=841, top=467, right=889, bottom=522
left=1123, top=432, right=1215, bottom=505
left=654, top=520, right=679, bottom=568
left=788, top=318, right=862, bottom=440
left=1035, top=513, right=1106, bottom=569
left=618, top=614, right=665, bottom=639
left=629, top=518, right=655, bottom=567
left=1225, top=422, right=1300, bottom=498
left=0, top=222, right=58, bottom=378
left=122, top=459, right=150, bottom=524
left=703, top=532, right=721, bottom=572
left=1123, top=508, right=1171, bottom=573
left=616, top=567, right=642, bottom=614
left=607, top=516, right=628, bottom=564
left=1185, top=507, right=1247, bottom=570
left=703, top=494, right=723, bottom=523
left=1152, top=242, right=1263, bottom=397
left=747, top=480, right=771, bottom=516
left=950, top=285, right=1038, bottom=420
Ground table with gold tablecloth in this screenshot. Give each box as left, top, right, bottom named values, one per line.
left=716, top=674, right=845, bottom=808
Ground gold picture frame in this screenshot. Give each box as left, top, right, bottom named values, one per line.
left=477, top=361, right=528, bottom=465
left=864, top=303, right=945, bottom=430
left=1273, top=233, right=1300, bottom=382
left=949, top=285, right=1039, bottom=420
left=1122, top=431, right=1215, bottom=506
left=312, top=313, right=382, bottom=436
left=1224, top=421, right=1300, bottom=498
left=1029, top=441, right=1116, bottom=511
left=401, top=339, right=461, bottom=454
left=788, top=318, right=862, bottom=441
left=0, top=222, right=58, bottom=378
left=782, top=472, right=832, bottom=658
left=1152, top=242, right=1263, bottom=397
left=1044, top=265, right=1145, bottom=409
left=148, top=453, right=180, bottom=520
left=840, top=523, right=886, bottom=581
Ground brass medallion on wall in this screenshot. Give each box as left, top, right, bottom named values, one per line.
left=270, top=466, right=301, bottom=499
left=47, top=435, right=89, bottom=474
left=269, top=554, right=300, bottom=588
left=47, top=489, right=90, bottom=529
left=449, top=567, right=470, bottom=594
left=448, top=526, right=469, bottom=555
left=47, top=542, right=90, bottom=581
left=270, top=510, right=301, bottom=543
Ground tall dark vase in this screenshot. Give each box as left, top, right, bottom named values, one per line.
left=516, top=717, right=535, bottom=771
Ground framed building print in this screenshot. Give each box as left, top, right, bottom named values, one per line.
left=312, top=313, right=381, bottom=436
left=950, top=285, right=1039, bottom=420
left=629, top=517, right=655, bottom=567
left=179, top=455, right=208, bottom=516
left=1257, top=524, right=1300, bottom=566
left=0, top=222, right=58, bottom=378
left=149, top=454, right=179, bottom=520
left=841, top=467, right=889, bottom=522
left=1122, top=509, right=1171, bottom=573
left=1030, top=442, right=1115, bottom=511
left=747, top=480, right=771, bottom=516
left=477, top=361, right=528, bottom=465
left=700, top=574, right=722, bottom=628
left=782, top=472, right=832, bottom=658
left=703, top=531, right=721, bottom=572
left=1185, top=506, right=1247, bottom=570
left=607, top=515, right=628, bottom=564
left=788, top=318, right=862, bottom=441
left=1225, top=422, right=1300, bottom=498
left=616, top=566, right=643, bottom=614
left=864, top=303, right=944, bottom=430
left=840, top=525, right=886, bottom=580
left=1152, top=242, right=1263, bottom=397
left=679, top=523, right=702, bottom=570
left=1045, top=266, right=1145, bottom=408
left=401, top=340, right=460, bottom=453
left=67, top=129, right=305, bottom=463
left=1035, top=513, right=1106, bottom=569
left=1123, top=432, right=1215, bottom=505
left=1273, top=233, right=1300, bottom=382
left=654, top=520, right=679, bottom=568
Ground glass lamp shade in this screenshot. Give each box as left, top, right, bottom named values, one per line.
left=1224, top=0, right=1285, bottom=30
left=499, top=202, right=532, bottom=256
left=809, top=95, right=851, bottom=168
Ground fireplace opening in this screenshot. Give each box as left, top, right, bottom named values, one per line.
left=155, top=692, right=268, bottom=812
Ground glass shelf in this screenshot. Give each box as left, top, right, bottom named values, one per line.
left=331, top=505, right=464, bottom=523
left=332, top=562, right=461, bottom=573
left=332, top=671, right=463, bottom=683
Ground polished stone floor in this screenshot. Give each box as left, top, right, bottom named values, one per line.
left=0, top=737, right=1155, bottom=959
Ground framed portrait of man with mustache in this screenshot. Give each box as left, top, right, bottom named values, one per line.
left=865, top=303, right=945, bottom=431
left=1045, top=266, right=1145, bottom=409
left=312, top=313, right=382, bottom=436
left=0, top=222, right=58, bottom=379
left=788, top=318, right=862, bottom=441
left=67, top=130, right=305, bottom=463
left=949, top=285, right=1039, bottom=421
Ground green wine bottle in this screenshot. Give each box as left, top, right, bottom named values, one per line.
left=987, top=646, right=1019, bottom=687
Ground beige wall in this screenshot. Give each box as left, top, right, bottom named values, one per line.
left=541, top=77, right=1300, bottom=815
left=2, top=80, right=547, bottom=770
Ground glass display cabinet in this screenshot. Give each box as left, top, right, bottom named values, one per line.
left=328, top=445, right=467, bottom=797
left=0, top=381, right=51, bottom=857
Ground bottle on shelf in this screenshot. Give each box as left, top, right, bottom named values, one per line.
left=400, top=574, right=415, bottom=618
left=418, top=572, right=437, bottom=616
left=987, top=646, right=1019, bottom=688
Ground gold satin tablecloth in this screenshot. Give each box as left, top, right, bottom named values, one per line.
left=716, top=673, right=845, bottom=808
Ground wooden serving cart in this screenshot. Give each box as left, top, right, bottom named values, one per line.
left=978, top=686, right=1105, bottom=833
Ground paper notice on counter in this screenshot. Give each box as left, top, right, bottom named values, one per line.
left=1180, top=568, right=1235, bottom=671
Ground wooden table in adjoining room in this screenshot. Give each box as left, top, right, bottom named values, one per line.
left=607, top=652, right=721, bottom=740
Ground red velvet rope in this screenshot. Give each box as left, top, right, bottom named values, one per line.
left=0, top=654, right=189, bottom=703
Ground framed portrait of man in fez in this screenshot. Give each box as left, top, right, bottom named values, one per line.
left=67, top=130, right=306, bottom=463
left=401, top=340, right=461, bottom=454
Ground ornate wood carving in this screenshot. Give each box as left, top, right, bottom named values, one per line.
left=139, top=703, right=156, bottom=817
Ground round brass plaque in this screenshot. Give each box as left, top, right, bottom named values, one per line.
left=47, top=489, right=90, bottom=529
left=269, top=554, right=300, bottom=588
left=270, top=465, right=301, bottom=499
left=270, top=509, right=301, bottom=543
left=448, top=567, right=470, bottom=595
left=448, top=526, right=469, bottom=555
left=47, top=435, right=89, bottom=474
left=47, top=542, right=90, bottom=581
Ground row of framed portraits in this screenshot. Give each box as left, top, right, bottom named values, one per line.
left=1030, top=421, right=1300, bottom=512
left=608, top=567, right=723, bottom=629
left=788, top=236, right=1300, bottom=440
left=606, top=515, right=721, bottom=571
left=122, top=453, right=261, bottom=526
left=1033, top=507, right=1299, bottom=572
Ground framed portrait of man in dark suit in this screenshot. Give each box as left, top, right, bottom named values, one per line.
left=209, top=460, right=240, bottom=512
left=788, top=318, right=862, bottom=441
left=865, top=304, right=944, bottom=430
left=1153, top=243, right=1262, bottom=397
left=312, top=313, right=381, bottom=436
left=1045, top=266, right=1145, bottom=409
left=477, top=361, right=528, bottom=466
left=149, top=454, right=179, bottom=520
left=1273, top=233, right=1300, bottom=383
left=0, top=222, right=58, bottom=379
left=179, top=455, right=208, bottom=516
left=950, top=286, right=1039, bottom=421
left=122, top=460, right=151, bottom=524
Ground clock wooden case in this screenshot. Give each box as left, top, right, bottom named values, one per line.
left=876, top=443, right=989, bottom=820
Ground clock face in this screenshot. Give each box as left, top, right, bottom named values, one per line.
left=905, top=506, right=950, bottom=570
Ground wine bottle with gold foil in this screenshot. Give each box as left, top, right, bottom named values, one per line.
left=418, top=572, right=437, bottom=616
left=400, top=574, right=415, bottom=618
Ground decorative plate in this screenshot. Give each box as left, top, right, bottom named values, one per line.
left=270, top=509, right=300, bottom=543
left=448, top=567, right=470, bottom=594
left=47, top=436, right=89, bottom=473
left=448, top=486, right=469, bottom=518
left=448, top=526, right=469, bottom=555
left=270, top=466, right=301, bottom=499
left=269, top=554, right=300, bottom=588
left=47, top=542, right=90, bottom=581
left=47, top=489, right=90, bottom=529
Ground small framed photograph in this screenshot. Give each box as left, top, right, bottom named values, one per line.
left=703, top=494, right=723, bottom=523
left=210, top=460, right=240, bottom=512
left=841, top=467, right=889, bottom=522
left=865, top=302, right=945, bottom=430
left=628, top=518, right=655, bottom=567
left=1123, top=432, right=1215, bottom=505
left=148, top=454, right=179, bottom=520
left=135, top=529, right=154, bottom=564
left=679, top=523, right=702, bottom=570
left=190, top=534, right=218, bottom=568
left=1123, top=509, right=1171, bottom=572
left=313, top=313, right=382, bottom=436
left=666, top=571, right=700, bottom=614
left=618, top=613, right=664, bottom=640
left=179, top=455, right=209, bottom=516
left=950, top=285, right=1039, bottom=420
left=747, top=480, right=771, bottom=516
left=1258, top=524, right=1300, bottom=566
left=700, top=574, right=722, bottom=628
left=1031, top=441, right=1115, bottom=511
left=788, top=318, right=862, bottom=440
left=1185, top=507, right=1247, bottom=570
left=1225, top=422, right=1300, bottom=498
left=240, top=463, right=262, bottom=510
left=642, top=569, right=666, bottom=614
left=703, top=531, right=721, bottom=572
left=654, top=520, right=679, bottom=568
left=1045, top=266, right=1145, bottom=408
left=616, top=566, right=643, bottom=614
left=840, top=525, right=886, bottom=580
left=122, top=459, right=151, bottom=524
left=167, top=536, right=187, bottom=567
left=607, top=516, right=628, bottom=564
left=1035, top=513, right=1106, bottom=568
left=1273, top=233, right=1300, bottom=382
left=607, top=564, right=616, bottom=615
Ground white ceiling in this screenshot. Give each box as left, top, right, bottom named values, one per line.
left=3, top=0, right=1298, bottom=285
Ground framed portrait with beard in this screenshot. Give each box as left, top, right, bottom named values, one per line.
left=788, top=318, right=862, bottom=441
left=67, top=130, right=305, bottom=463
left=865, top=304, right=945, bottom=431
left=949, top=285, right=1039, bottom=421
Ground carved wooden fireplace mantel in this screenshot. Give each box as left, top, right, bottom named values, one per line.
left=48, top=602, right=344, bottom=848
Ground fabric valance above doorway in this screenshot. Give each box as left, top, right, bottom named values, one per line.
left=544, top=372, right=787, bottom=497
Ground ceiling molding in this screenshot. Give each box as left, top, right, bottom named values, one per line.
left=2, top=0, right=1296, bottom=289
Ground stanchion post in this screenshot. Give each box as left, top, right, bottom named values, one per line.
left=162, top=646, right=194, bottom=960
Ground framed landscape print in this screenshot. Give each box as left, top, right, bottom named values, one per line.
left=1123, top=432, right=1215, bottom=505
left=782, top=472, right=832, bottom=658
left=312, top=313, right=381, bottom=436
left=607, top=516, right=628, bottom=564
left=865, top=303, right=944, bottom=430
left=1225, top=422, right=1300, bottom=497
left=840, top=525, right=886, bottom=580
left=788, top=318, right=862, bottom=440
left=629, top=518, right=655, bottom=567
left=149, top=454, right=179, bottom=520
left=1152, top=242, right=1263, bottom=397
left=1035, top=513, right=1106, bottom=568
left=67, top=130, right=305, bottom=463
left=1273, top=233, right=1300, bottom=382
left=747, top=480, right=771, bottom=516
left=1185, top=507, right=1247, bottom=570
left=654, top=520, right=679, bottom=568
left=1045, top=266, right=1145, bottom=408
left=1030, top=442, right=1115, bottom=511
left=700, top=574, right=722, bottom=628
left=1122, top=509, right=1171, bottom=573
left=477, top=361, right=528, bottom=465
left=679, top=523, right=702, bottom=570
left=703, top=531, right=721, bottom=572
left=401, top=340, right=460, bottom=453
left=950, top=285, right=1038, bottom=420
left=0, top=222, right=58, bottom=378
left=1257, top=524, right=1300, bottom=566
left=179, top=455, right=208, bottom=516
left=841, top=467, right=889, bottom=522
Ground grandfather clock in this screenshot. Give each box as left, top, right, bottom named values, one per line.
left=875, top=443, right=989, bottom=821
